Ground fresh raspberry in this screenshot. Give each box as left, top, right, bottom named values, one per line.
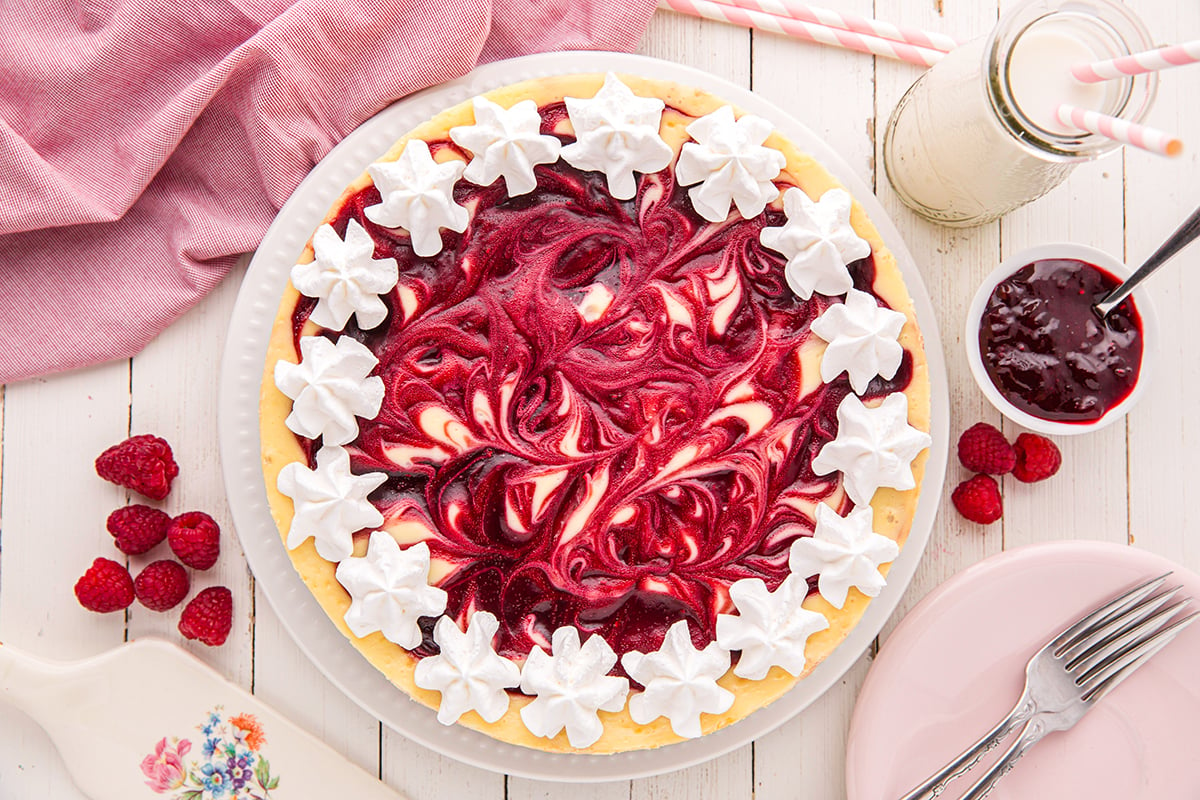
left=956, top=422, right=1017, bottom=475
left=74, top=557, right=135, bottom=613
left=167, top=512, right=221, bottom=570
left=106, top=504, right=172, bottom=555
left=133, top=560, right=191, bottom=612
left=95, top=435, right=179, bottom=500
left=178, top=587, right=233, bottom=646
left=1012, top=433, right=1063, bottom=483
left=951, top=474, right=1003, bottom=524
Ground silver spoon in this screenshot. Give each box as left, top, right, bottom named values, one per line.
left=1095, top=203, right=1200, bottom=318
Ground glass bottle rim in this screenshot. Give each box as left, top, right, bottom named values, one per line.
left=983, top=0, right=1159, bottom=162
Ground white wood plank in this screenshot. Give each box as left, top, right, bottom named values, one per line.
left=0, top=359, right=130, bottom=799
left=253, top=586, right=382, bottom=776
left=126, top=258, right=254, bottom=687
left=380, top=727, right=504, bottom=799
left=750, top=6, right=876, bottom=183
left=755, top=654, right=871, bottom=799
left=506, top=777, right=628, bottom=800
left=630, top=744, right=752, bottom=800
left=873, top=1, right=1004, bottom=642
left=1124, top=0, right=1200, bottom=572
left=639, top=9, right=751, bottom=85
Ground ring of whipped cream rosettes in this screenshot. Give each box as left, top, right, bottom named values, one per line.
left=272, top=73, right=932, bottom=749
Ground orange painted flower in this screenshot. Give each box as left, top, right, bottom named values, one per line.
left=230, top=713, right=266, bottom=751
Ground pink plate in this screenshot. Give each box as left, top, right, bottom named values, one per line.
left=846, top=541, right=1200, bottom=799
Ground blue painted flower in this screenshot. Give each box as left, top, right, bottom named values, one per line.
left=200, top=762, right=232, bottom=797
left=202, top=737, right=220, bottom=758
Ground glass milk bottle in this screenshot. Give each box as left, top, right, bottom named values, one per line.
left=883, top=0, right=1157, bottom=227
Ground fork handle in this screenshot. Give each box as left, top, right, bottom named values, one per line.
left=897, top=697, right=1035, bottom=800
left=957, top=716, right=1047, bottom=800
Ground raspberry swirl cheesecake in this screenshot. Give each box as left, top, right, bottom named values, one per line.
left=260, top=73, right=932, bottom=753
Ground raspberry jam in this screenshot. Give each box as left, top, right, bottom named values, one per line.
left=978, top=258, right=1142, bottom=423
left=289, top=105, right=916, bottom=666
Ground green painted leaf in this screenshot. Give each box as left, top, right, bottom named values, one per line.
left=266, top=776, right=280, bottom=790
left=254, top=757, right=271, bottom=785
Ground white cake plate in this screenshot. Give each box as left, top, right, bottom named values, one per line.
left=218, top=51, right=949, bottom=782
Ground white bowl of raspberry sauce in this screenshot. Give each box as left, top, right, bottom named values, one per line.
left=965, top=243, right=1157, bottom=436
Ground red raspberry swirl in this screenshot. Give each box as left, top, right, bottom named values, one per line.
left=288, top=104, right=914, bottom=668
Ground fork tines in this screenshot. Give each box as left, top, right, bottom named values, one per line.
left=1050, top=573, right=1199, bottom=702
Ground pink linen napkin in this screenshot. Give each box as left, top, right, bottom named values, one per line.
left=0, top=0, right=656, bottom=385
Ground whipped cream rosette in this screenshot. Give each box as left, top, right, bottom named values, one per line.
left=276, top=445, right=386, bottom=562
left=365, top=139, right=469, bottom=257
left=336, top=534, right=448, bottom=648
left=760, top=186, right=872, bottom=300
left=274, top=335, right=384, bottom=446
left=622, top=620, right=734, bottom=739
left=520, top=627, right=630, bottom=748
left=260, top=71, right=931, bottom=753
left=560, top=73, right=673, bottom=200
left=676, top=105, right=786, bottom=222
left=291, top=219, right=400, bottom=331
left=414, top=611, right=521, bottom=725
left=450, top=96, right=563, bottom=197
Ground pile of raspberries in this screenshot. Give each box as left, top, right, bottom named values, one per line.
left=73, top=435, right=232, bottom=647
left=951, top=423, right=1062, bottom=524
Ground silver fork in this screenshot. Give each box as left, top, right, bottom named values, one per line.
left=898, top=573, right=1200, bottom=800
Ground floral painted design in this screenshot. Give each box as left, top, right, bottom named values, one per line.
left=141, top=707, right=280, bottom=799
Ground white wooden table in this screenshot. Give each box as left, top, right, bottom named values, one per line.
left=3, top=2, right=1198, bottom=797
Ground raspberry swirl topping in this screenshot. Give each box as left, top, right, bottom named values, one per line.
left=296, top=152, right=908, bottom=663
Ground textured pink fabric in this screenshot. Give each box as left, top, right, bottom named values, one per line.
left=0, top=0, right=656, bottom=384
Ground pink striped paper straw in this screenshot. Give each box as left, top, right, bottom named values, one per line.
left=1072, top=39, right=1200, bottom=83
left=1056, top=104, right=1183, bottom=157
left=723, top=0, right=961, bottom=52
left=656, top=0, right=945, bottom=67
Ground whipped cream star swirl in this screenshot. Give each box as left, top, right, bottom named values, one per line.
left=811, top=393, right=932, bottom=506
left=811, top=288, right=907, bottom=394
left=291, top=219, right=399, bottom=331
left=449, top=96, right=562, bottom=197
left=519, top=627, right=630, bottom=748
left=620, top=620, right=734, bottom=739
left=274, top=335, right=384, bottom=446
left=716, top=575, right=830, bottom=680
left=413, top=611, right=522, bottom=725
left=675, top=105, right=786, bottom=223
left=336, top=533, right=448, bottom=649
left=561, top=73, right=673, bottom=201
left=759, top=187, right=871, bottom=299
left=276, top=445, right=387, bottom=562
left=789, top=503, right=899, bottom=609
left=365, top=139, right=469, bottom=258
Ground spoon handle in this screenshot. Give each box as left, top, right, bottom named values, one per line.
left=1096, top=203, right=1200, bottom=317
